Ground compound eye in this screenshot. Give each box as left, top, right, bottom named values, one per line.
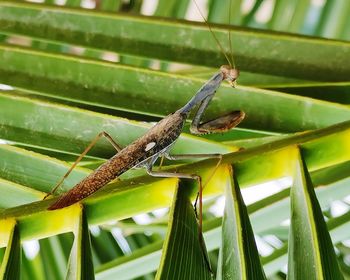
left=230, top=69, right=239, bottom=80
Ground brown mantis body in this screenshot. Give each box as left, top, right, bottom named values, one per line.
left=48, top=66, right=245, bottom=215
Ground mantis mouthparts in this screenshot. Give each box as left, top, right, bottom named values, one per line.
left=229, top=80, right=237, bottom=88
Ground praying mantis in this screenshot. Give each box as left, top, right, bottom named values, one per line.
left=46, top=0, right=244, bottom=244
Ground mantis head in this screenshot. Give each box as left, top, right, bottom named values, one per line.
left=220, top=65, right=239, bottom=87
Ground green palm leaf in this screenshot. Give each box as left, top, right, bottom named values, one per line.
left=1, top=0, right=350, bottom=279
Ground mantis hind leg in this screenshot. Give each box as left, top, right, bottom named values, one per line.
left=191, top=110, right=245, bottom=135
left=146, top=165, right=203, bottom=228
left=146, top=165, right=210, bottom=269
left=164, top=153, right=222, bottom=218
left=146, top=160, right=222, bottom=273
left=147, top=148, right=224, bottom=274
left=43, top=131, right=123, bottom=199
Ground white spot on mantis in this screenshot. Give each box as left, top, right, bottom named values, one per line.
left=145, top=142, right=156, bottom=151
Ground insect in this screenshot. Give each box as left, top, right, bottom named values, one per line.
left=46, top=1, right=244, bottom=237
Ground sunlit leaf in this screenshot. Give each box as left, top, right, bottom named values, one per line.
left=65, top=205, right=94, bottom=280
left=217, top=168, right=266, bottom=279
left=0, top=219, right=21, bottom=280
left=155, top=182, right=212, bottom=280
left=288, top=151, right=344, bottom=279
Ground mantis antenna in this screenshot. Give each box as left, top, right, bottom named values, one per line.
left=228, top=0, right=236, bottom=69
left=192, top=0, right=233, bottom=67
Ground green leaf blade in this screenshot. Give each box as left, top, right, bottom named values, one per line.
left=0, top=220, right=21, bottom=280
left=217, top=168, right=266, bottom=280
left=1, top=43, right=350, bottom=133
left=1, top=1, right=350, bottom=80
left=156, top=182, right=211, bottom=280
left=66, top=206, right=94, bottom=280
left=288, top=151, right=344, bottom=279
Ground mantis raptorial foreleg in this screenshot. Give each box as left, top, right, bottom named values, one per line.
left=191, top=109, right=245, bottom=135
left=189, top=96, right=213, bottom=134
left=43, top=131, right=123, bottom=199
